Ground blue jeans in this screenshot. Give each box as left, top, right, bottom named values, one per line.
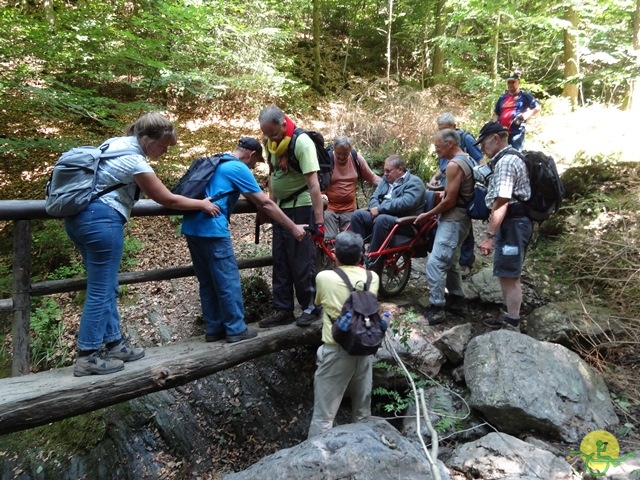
left=426, top=219, right=471, bottom=306
left=349, top=210, right=414, bottom=254
left=186, top=235, right=247, bottom=336
left=64, top=200, right=125, bottom=351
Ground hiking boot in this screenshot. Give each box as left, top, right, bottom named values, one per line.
left=445, top=294, right=468, bottom=316
left=107, top=335, right=145, bottom=362
left=74, top=348, right=124, bottom=377
left=460, top=265, right=472, bottom=279
left=205, top=332, right=226, bottom=342
left=483, top=313, right=521, bottom=331
left=258, top=310, right=295, bottom=328
left=423, top=305, right=446, bottom=325
left=296, top=307, right=322, bottom=327
left=227, top=328, right=258, bottom=343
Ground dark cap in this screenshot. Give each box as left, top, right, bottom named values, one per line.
left=506, top=72, right=520, bottom=81
left=238, top=137, right=263, bottom=154
left=473, top=121, right=508, bottom=146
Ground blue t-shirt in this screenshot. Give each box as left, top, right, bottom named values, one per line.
left=181, top=156, right=262, bottom=238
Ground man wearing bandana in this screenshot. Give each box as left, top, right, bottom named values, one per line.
left=258, top=105, right=326, bottom=328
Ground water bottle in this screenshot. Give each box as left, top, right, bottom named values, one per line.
left=381, top=312, right=390, bottom=332
left=337, top=312, right=352, bottom=331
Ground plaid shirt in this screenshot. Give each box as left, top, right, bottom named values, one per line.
left=485, top=147, right=531, bottom=207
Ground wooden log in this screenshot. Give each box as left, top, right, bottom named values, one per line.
left=0, top=322, right=322, bottom=435
left=0, top=199, right=257, bottom=221
left=0, top=298, right=13, bottom=313
left=12, top=220, right=31, bottom=376
left=30, top=257, right=273, bottom=296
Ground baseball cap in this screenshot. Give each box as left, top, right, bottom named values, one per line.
left=474, top=121, right=508, bottom=146
left=506, top=72, right=520, bottom=81
left=238, top=137, right=263, bottom=154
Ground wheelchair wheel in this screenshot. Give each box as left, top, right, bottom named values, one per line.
left=315, top=246, right=334, bottom=273
left=377, top=252, right=411, bottom=298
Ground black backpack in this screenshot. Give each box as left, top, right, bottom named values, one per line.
left=171, top=153, right=235, bottom=200
left=331, top=268, right=386, bottom=356
left=517, top=150, right=565, bottom=222
left=287, top=128, right=334, bottom=191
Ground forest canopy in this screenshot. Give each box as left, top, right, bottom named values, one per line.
left=1, top=0, right=638, bottom=130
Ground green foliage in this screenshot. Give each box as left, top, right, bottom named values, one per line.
left=31, top=221, right=78, bottom=282
left=389, top=309, right=429, bottom=349
left=373, top=361, right=434, bottom=415
left=241, top=274, right=272, bottom=324
left=29, top=297, right=69, bottom=371
left=0, top=408, right=111, bottom=458
left=121, top=233, right=143, bottom=271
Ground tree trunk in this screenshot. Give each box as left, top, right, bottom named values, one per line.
left=625, top=0, right=640, bottom=110
left=421, top=6, right=431, bottom=89
left=386, top=0, right=394, bottom=94
left=312, top=0, right=322, bottom=93
left=43, top=0, right=55, bottom=26
left=0, top=323, right=322, bottom=434
left=562, top=5, right=580, bottom=110
left=492, top=13, right=500, bottom=81
left=431, top=0, right=446, bottom=83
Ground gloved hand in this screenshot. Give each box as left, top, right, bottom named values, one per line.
left=305, top=223, right=325, bottom=241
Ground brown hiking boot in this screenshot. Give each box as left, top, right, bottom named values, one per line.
left=258, top=310, right=295, bottom=328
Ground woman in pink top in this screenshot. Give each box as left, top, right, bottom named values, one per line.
left=324, top=136, right=381, bottom=240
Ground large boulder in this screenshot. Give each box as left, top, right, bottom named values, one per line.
left=448, top=432, right=574, bottom=479
left=526, top=301, right=626, bottom=347
left=221, top=418, right=450, bottom=480
left=464, top=330, right=618, bottom=442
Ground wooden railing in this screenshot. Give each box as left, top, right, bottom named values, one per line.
left=0, top=199, right=270, bottom=377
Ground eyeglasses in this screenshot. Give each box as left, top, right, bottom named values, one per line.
left=383, top=167, right=396, bottom=174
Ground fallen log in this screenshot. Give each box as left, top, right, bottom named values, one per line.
left=0, top=322, right=322, bottom=435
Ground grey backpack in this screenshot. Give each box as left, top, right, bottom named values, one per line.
left=45, top=142, right=139, bottom=217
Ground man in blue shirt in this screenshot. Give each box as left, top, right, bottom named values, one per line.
left=427, top=112, right=483, bottom=278
left=492, top=72, right=541, bottom=151
left=181, top=137, right=306, bottom=343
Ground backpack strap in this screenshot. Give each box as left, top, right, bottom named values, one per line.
left=334, top=267, right=354, bottom=292
left=287, top=127, right=304, bottom=174
left=334, top=267, right=371, bottom=292
left=92, top=142, right=143, bottom=200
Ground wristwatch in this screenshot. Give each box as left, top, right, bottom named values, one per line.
left=485, top=231, right=496, bottom=239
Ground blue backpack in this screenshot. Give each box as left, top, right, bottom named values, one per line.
left=45, top=142, right=139, bottom=217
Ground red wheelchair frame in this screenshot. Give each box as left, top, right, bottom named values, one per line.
left=313, top=192, right=442, bottom=298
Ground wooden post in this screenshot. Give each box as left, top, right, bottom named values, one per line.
left=12, top=220, right=31, bottom=376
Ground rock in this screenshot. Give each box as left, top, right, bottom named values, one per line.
left=464, top=330, right=619, bottom=442
left=464, top=267, right=502, bottom=304
left=527, top=301, right=626, bottom=347
left=448, top=432, right=574, bottom=479
left=433, top=323, right=473, bottom=365
left=221, top=418, right=451, bottom=480
left=376, top=327, right=445, bottom=377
